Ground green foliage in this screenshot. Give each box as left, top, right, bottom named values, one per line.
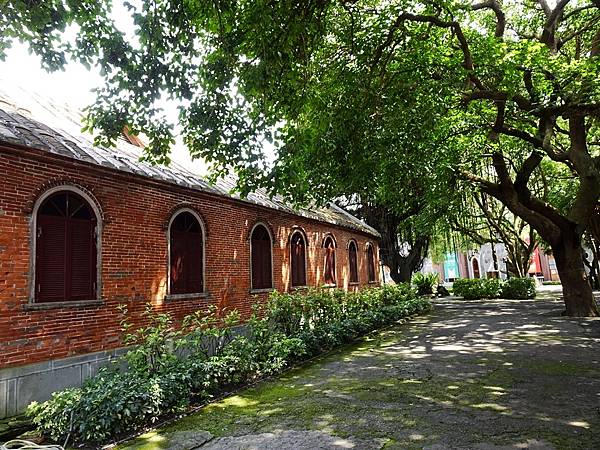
left=5, top=0, right=600, bottom=312
left=27, top=286, right=430, bottom=445
left=453, top=277, right=537, bottom=300
left=501, top=277, right=537, bottom=300
left=27, top=367, right=190, bottom=444
left=411, top=273, right=438, bottom=296
left=452, top=278, right=502, bottom=300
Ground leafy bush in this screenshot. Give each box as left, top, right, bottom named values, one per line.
left=501, top=277, right=537, bottom=299
left=28, top=367, right=190, bottom=444
left=28, top=285, right=431, bottom=445
left=453, top=277, right=537, bottom=300
left=452, top=278, right=502, bottom=299
left=411, top=273, right=438, bottom=296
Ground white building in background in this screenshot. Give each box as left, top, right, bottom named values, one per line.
left=467, top=243, right=508, bottom=280
left=419, top=243, right=559, bottom=282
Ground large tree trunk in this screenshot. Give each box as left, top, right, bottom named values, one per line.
left=552, top=233, right=599, bottom=317
left=357, top=202, right=430, bottom=284
left=473, top=148, right=600, bottom=316
left=386, top=237, right=428, bottom=283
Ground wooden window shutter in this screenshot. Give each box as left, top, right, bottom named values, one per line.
left=291, top=232, right=306, bottom=287
left=69, top=219, right=96, bottom=300
left=36, top=216, right=67, bottom=302
left=324, top=237, right=336, bottom=285
left=170, top=212, right=203, bottom=295
left=349, top=241, right=358, bottom=283
left=251, top=225, right=272, bottom=289
left=367, top=245, right=376, bottom=282
left=36, top=192, right=97, bottom=302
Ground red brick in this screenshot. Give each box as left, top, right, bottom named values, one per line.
left=0, top=146, right=380, bottom=369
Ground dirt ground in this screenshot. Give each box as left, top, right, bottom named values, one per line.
left=121, top=290, right=600, bottom=449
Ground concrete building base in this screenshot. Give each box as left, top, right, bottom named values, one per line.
left=0, top=348, right=126, bottom=419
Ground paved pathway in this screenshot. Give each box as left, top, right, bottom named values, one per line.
left=123, top=293, right=600, bottom=449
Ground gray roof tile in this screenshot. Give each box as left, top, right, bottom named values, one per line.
left=0, top=93, right=379, bottom=238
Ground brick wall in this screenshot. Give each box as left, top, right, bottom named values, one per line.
left=0, top=145, right=380, bottom=369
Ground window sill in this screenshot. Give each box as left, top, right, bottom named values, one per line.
left=250, top=288, right=274, bottom=294
left=291, top=285, right=309, bottom=291
left=24, top=299, right=104, bottom=311
left=348, top=282, right=360, bottom=286
left=322, top=284, right=337, bottom=288
left=164, top=292, right=208, bottom=302
left=368, top=281, right=378, bottom=284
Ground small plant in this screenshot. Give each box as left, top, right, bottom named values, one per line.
left=118, top=303, right=181, bottom=374
left=412, top=273, right=438, bottom=296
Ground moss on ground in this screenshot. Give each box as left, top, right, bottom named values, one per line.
left=119, top=304, right=600, bottom=450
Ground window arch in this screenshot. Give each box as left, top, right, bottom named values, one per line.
left=323, top=235, right=337, bottom=286
left=33, top=188, right=100, bottom=303
left=348, top=240, right=358, bottom=283
left=251, top=223, right=273, bottom=290
left=367, top=243, right=376, bottom=283
left=290, top=230, right=307, bottom=287
left=168, top=209, right=204, bottom=295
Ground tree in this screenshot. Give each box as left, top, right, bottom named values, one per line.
left=3, top=1, right=599, bottom=315
left=451, top=189, right=538, bottom=278
left=350, top=201, right=431, bottom=283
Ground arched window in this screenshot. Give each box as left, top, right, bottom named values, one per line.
left=323, top=236, right=336, bottom=286
left=290, top=231, right=307, bottom=287
left=169, top=210, right=204, bottom=295
left=367, top=244, right=376, bottom=283
left=35, top=191, right=98, bottom=302
left=348, top=240, right=358, bottom=283
left=251, top=224, right=273, bottom=289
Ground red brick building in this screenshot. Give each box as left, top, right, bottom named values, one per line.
left=0, top=94, right=380, bottom=418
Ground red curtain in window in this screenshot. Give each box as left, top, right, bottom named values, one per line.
left=251, top=225, right=272, bottom=289
left=170, top=212, right=203, bottom=295
left=349, top=241, right=358, bottom=283
left=291, top=232, right=306, bottom=287
left=324, top=237, right=336, bottom=285
left=367, top=245, right=376, bottom=282
left=36, top=192, right=96, bottom=302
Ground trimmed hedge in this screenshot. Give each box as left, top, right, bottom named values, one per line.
left=501, top=277, right=536, bottom=299
left=452, top=278, right=502, bottom=299
left=28, top=285, right=431, bottom=445
left=452, top=277, right=536, bottom=300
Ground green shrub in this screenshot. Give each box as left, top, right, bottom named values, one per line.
left=452, top=278, right=502, bottom=299
left=28, top=367, right=190, bottom=444
left=411, top=273, right=438, bottom=296
left=28, top=285, right=431, bottom=446
left=501, top=277, right=536, bottom=299
left=453, top=277, right=537, bottom=300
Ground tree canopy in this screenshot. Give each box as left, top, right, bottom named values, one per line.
left=3, top=0, right=600, bottom=315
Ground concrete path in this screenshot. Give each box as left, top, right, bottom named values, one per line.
left=123, top=293, right=600, bottom=449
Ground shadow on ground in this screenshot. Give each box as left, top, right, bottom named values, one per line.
left=120, top=294, right=600, bottom=450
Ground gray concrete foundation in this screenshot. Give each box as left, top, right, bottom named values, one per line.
left=0, top=348, right=126, bottom=419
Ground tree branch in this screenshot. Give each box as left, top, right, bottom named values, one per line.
left=371, top=12, right=483, bottom=89
left=514, top=150, right=543, bottom=194
left=472, top=0, right=506, bottom=38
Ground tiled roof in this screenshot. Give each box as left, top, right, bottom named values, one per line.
left=0, top=89, right=379, bottom=238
